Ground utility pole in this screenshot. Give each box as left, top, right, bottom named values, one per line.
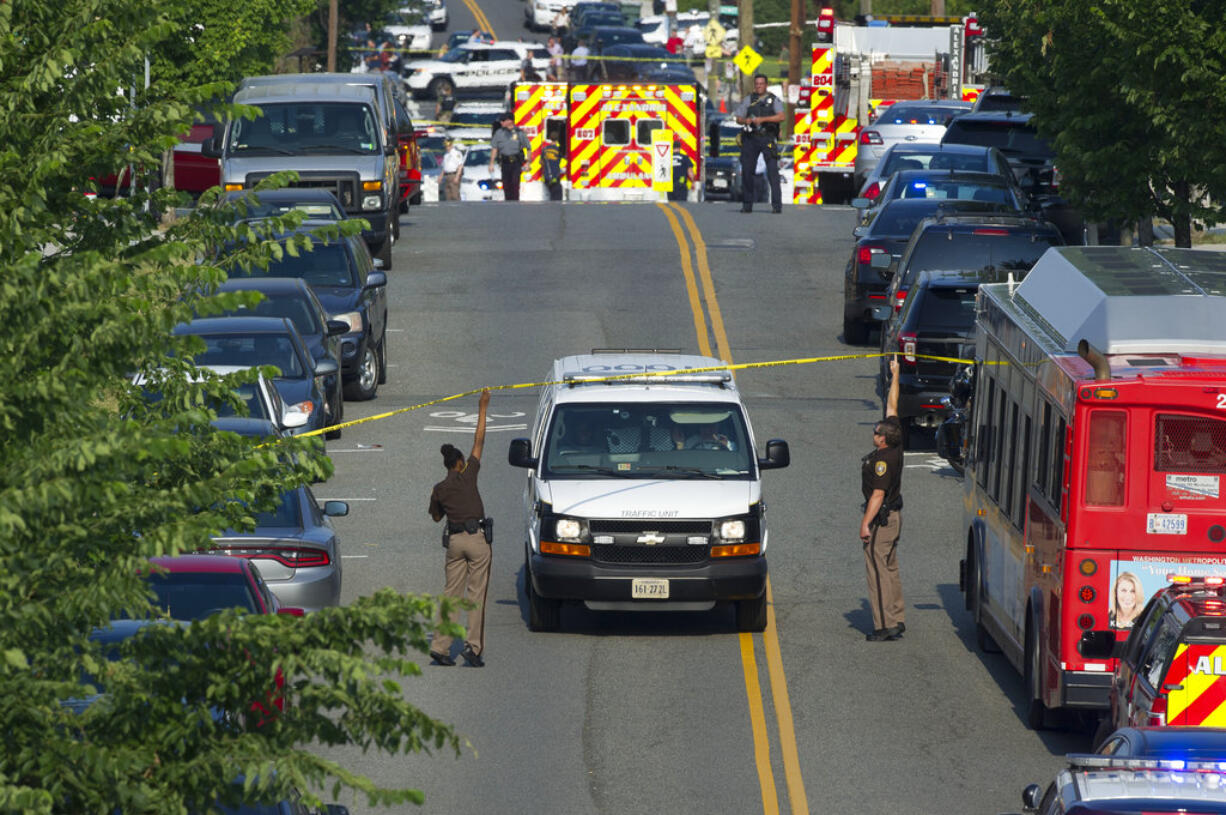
left=738, top=0, right=753, bottom=97
left=327, top=0, right=338, bottom=72
left=861, top=0, right=871, bottom=13
left=931, top=0, right=945, bottom=14
left=786, top=0, right=803, bottom=138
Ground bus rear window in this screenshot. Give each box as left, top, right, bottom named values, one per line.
left=1156, top=414, right=1226, bottom=473
left=1086, top=411, right=1126, bottom=506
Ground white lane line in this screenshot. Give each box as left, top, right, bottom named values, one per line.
left=319, top=497, right=378, bottom=501
left=341, top=555, right=370, bottom=559
left=386, top=328, right=406, bottom=332
left=423, top=424, right=527, bottom=433
left=327, top=448, right=385, bottom=453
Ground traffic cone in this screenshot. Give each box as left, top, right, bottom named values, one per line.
left=719, top=97, right=727, bottom=114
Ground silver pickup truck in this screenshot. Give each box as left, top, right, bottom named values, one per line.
left=204, top=82, right=400, bottom=269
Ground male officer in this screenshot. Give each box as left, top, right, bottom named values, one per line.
left=429, top=388, right=492, bottom=667
left=861, top=359, right=905, bottom=641
left=489, top=112, right=531, bottom=201
left=542, top=136, right=564, bottom=201
left=732, top=73, right=785, bottom=213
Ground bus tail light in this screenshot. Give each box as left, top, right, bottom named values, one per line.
left=1078, top=585, right=1096, bottom=603
left=1077, top=613, right=1095, bottom=630
left=899, top=332, right=917, bottom=365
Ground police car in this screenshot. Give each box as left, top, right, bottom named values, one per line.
left=403, top=41, right=550, bottom=100
left=1081, top=576, right=1226, bottom=737
left=507, top=351, right=790, bottom=632
left=1013, top=754, right=1226, bottom=814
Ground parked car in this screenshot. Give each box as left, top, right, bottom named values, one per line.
left=940, top=111, right=1056, bottom=195
left=854, top=142, right=1016, bottom=204
left=841, top=198, right=1012, bottom=344
left=595, top=43, right=694, bottom=82
left=853, top=100, right=972, bottom=189
left=383, top=7, right=432, bottom=52
left=458, top=145, right=503, bottom=201
left=210, top=484, right=348, bottom=611
left=135, top=366, right=309, bottom=436
left=221, top=188, right=346, bottom=223
left=704, top=155, right=743, bottom=202
left=174, top=317, right=338, bottom=437
left=1096, top=726, right=1226, bottom=759
left=566, top=24, right=644, bottom=55
left=144, top=554, right=304, bottom=618
left=445, top=103, right=504, bottom=142
left=403, top=41, right=549, bottom=100
left=970, top=86, right=1026, bottom=113
left=1081, top=576, right=1226, bottom=738
left=424, top=0, right=448, bottom=31
left=854, top=169, right=1029, bottom=221
left=1014, top=753, right=1226, bottom=815
left=227, top=227, right=388, bottom=402
left=215, top=277, right=348, bottom=438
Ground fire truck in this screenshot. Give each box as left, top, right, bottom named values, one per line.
left=511, top=81, right=703, bottom=202
left=791, top=11, right=987, bottom=205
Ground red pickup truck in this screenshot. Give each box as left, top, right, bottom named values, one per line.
left=89, top=119, right=220, bottom=199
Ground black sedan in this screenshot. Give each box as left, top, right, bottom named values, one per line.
left=174, top=316, right=337, bottom=436
left=595, top=44, right=693, bottom=82
left=1095, top=726, right=1226, bottom=760
left=854, top=168, right=1028, bottom=222
left=220, top=188, right=346, bottom=223
left=842, top=198, right=1011, bottom=344
left=216, top=277, right=348, bottom=439
left=229, top=225, right=389, bottom=402
left=704, top=156, right=743, bottom=202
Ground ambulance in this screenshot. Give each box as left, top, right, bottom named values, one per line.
left=1082, top=576, right=1226, bottom=737
left=512, top=81, right=703, bottom=201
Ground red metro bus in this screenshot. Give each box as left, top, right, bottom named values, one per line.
left=944, top=246, right=1226, bottom=728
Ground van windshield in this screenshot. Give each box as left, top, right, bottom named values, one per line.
left=230, top=102, right=380, bottom=155
left=542, top=403, right=753, bottom=479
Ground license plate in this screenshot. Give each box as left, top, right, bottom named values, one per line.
left=712, top=178, right=728, bottom=189
left=1147, top=513, right=1188, bottom=535
left=631, top=578, right=669, bottom=599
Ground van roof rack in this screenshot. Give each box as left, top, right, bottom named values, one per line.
left=562, top=371, right=732, bottom=387
left=590, top=348, right=683, bottom=354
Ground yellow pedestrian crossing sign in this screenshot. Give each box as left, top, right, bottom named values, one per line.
left=733, top=46, right=763, bottom=76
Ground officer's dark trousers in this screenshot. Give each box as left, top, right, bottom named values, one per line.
left=740, top=135, right=781, bottom=211
left=500, top=158, right=523, bottom=201
left=546, top=180, right=563, bottom=200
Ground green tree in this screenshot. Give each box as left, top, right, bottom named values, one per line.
left=982, top=0, right=1226, bottom=246
left=0, top=0, right=460, bottom=811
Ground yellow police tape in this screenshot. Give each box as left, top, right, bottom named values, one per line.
left=297, top=351, right=974, bottom=439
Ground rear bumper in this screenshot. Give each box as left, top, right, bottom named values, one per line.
left=845, top=282, right=889, bottom=321
left=1060, top=670, right=1112, bottom=709
left=263, top=566, right=341, bottom=611
left=530, top=552, right=767, bottom=605
left=897, top=378, right=953, bottom=425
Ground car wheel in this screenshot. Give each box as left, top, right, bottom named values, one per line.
left=736, top=593, right=768, bottom=632
left=526, top=554, right=561, bottom=632
left=1024, top=616, right=1048, bottom=730
left=343, top=341, right=379, bottom=401
left=376, top=236, right=393, bottom=271
left=843, top=314, right=868, bottom=345
left=376, top=329, right=387, bottom=385
left=428, top=77, right=455, bottom=99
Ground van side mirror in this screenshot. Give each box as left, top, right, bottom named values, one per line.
left=365, top=270, right=387, bottom=289
left=201, top=136, right=222, bottom=159
left=757, top=439, right=790, bottom=470
left=508, top=437, right=538, bottom=468
left=1078, top=629, right=1122, bottom=660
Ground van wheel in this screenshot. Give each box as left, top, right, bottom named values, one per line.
left=843, top=314, right=868, bottom=345
left=1024, top=617, right=1048, bottom=730
left=527, top=572, right=561, bottom=632
left=736, top=593, right=768, bottom=632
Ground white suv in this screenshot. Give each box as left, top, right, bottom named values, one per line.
left=403, top=41, right=550, bottom=99
left=526, top=0, right=567, bottom=32
left=507, top=351, right=791, bottom=633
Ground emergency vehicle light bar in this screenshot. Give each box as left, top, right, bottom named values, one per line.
left=1169, top=575, right=1226, bottom=586
left=1066, top=754, right=1226, bottom=773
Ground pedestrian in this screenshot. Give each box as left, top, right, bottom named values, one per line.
left=551, top=7, right=570, bottom=38
left=440, top=138, right=464, bottom=201
left=434, top=85, right=456, bottom=124
left=569, top=37, right=590, bottom=82
left=429, top=389, right=492, bottom=667
left=732, top=73, right=785, bottom=213
left=489, top=112, right=530, bottom=201
left=542, top=136, right=564, bottom=201
left=861, top=359, right=905, bottom=642
left=547, top=35, right=564, bottom=80
left=668, top=135, right=694, bottom=202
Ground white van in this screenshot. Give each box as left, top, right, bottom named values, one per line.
left=508, top=351, right=790, bottom=632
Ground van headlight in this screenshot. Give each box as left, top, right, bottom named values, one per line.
left=362, top=194, right=381, bottom=211
left=555, top=519, right=581, bottom=540
left=719, top=519, right=746, bottom=541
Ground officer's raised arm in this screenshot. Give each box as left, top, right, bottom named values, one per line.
left=470, top=388, right=491, bottom=461
left=885, top=357, right=900, bottom=419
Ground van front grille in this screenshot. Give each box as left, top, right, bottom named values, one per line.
left=590, top=545, right=707, bottom=565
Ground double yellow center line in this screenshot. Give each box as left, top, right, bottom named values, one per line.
left=657, top=202, right=809, bottom=815
left=459, top=0, right=497, bottom=39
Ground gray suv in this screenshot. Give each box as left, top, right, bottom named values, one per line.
left=205, top=82, right=400, bottom=269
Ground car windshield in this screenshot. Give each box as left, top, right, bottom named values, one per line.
left=883, top=150, right=988, bottom=175
left=439, top=47, right=469, bottom=63
left=890, top=177, right=1017, bottom=207
left=214, top=382, right=270, bottom=421
left=542, top=402, right=753, bottom=479
left=464, top=147, right=491, bottom=167
left=191, top=333, right=305, bottom=378
left=221, top=292, right=323, bottom=336
left=230, top=197, right=343, bottom=222
left=878, top=105, right=965, bottom=126
left=451, top=111, right=500, bottom=126
left=906, top=230, right=1059, bottom=278
left=146, top=572, right=259, bottom=619
left=944, top=120, right=1054, bottom=158
left=230, top=102, right=380, bottom=155
left=237, top=241, right=359, bottom=288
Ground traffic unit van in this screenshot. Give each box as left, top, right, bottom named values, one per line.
left=507, top=351, right=790, bottom=632
left=204, top=83, right=399, bottom=269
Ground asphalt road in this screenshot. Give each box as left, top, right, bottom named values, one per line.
left=310, top=194, right=1092, bottom=815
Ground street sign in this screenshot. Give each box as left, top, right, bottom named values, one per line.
left=651, top=129, right=673, bottom=193
left=733, top=46, right=762, bottom=76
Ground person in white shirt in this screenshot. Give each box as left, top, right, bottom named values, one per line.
left=440, top=139, right=464, bottom=201
left=569, top=38, right=590, bottom=82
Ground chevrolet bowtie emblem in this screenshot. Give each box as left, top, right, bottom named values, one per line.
left=637, top=532, right=665, bottom=545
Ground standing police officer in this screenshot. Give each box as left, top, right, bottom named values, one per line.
left=732, top=73, right=785, bottom=213
left=490, top=113, right=531, bottom=201
left=861, top=359, right=905, bottom=642
left=429, top=388, right=492, bottom=667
